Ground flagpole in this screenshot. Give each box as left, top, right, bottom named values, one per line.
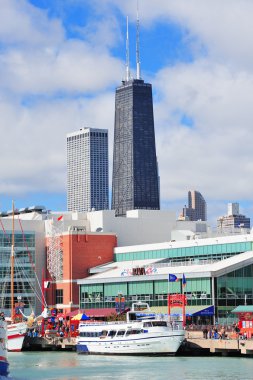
left=182, top=274, right=186, bottom=328
left=168, top=276, right=170, bottom=320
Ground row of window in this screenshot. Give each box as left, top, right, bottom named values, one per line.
left=114, top=242, right=252, bottom=262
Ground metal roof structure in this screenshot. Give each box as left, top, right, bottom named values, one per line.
left=78, top=250, right=253, bottom=285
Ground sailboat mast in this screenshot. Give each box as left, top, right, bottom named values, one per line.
left=11, top=201, right=15, bottom=321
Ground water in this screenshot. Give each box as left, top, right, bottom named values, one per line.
left=7, top=352, right=253, bottom=380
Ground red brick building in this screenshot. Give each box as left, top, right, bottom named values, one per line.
left=45, top=231, right=117, bottom=313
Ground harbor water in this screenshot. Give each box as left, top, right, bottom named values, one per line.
left=7, top=351, right=253, bottom=380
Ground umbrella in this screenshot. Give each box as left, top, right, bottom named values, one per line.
left=71, top=313, right=90, bottom=321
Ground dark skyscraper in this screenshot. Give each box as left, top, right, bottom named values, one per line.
left=111, top=16, right=160, bottom=216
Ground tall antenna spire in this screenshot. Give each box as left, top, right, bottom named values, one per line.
left=136, top=1, right=141, bottom=79
left=126, top=16, right=131, bottom=82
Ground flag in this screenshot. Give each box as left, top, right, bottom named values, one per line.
left=44, top=281, right=50, bottom=289
left=182, top=273, right=187, bottom=288
left=57, top=215, right=63, bottom=221
left=168, top=274, right=178, bottom=282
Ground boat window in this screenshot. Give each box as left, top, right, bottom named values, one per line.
left=116, top=330, right=125, bottom=336
left=152, top=321, right=167, bottom=327
left=143, top=322, right=152, bottom=327
left=79, top=331, right=101, bottom=337
left=101, top=330, right=108, bottom=337
left=126, top=329, right=142, bottom=336
left=108, top=330, right=117, bottom=338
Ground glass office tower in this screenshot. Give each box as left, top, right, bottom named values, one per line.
left=111, top=79, right=160, bottom=216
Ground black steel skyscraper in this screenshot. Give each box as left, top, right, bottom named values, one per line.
left=111, top=15, right=160, bottom=216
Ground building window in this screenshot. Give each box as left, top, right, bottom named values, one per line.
left=56, top=289, right=63, bottom=304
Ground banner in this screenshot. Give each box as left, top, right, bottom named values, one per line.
left=168, top=294, right=187, bottom=307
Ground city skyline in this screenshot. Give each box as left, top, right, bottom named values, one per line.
left=0, top=0, right=253, bottom=227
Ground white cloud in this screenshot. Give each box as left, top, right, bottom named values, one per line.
left=0, top=0, right=121, bottom=201
left=0, top=92, right=115, bottom=195
left=0, top=40, right=123, bottom=94
left=155, top=59, right=253, bottom=203
left=0, top=0, right=64, bottom=46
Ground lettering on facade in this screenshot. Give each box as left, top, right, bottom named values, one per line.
left=121, top=266, right=157, bottom=277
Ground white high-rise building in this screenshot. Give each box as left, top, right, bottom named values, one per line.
left=228, top=202, right=239, bottom=216
left=67, top=128, right=109, bottom=212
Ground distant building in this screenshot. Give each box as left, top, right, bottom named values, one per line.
left=111, top=17, right=160, bottom=216
left=181, top=190, right=207, bottom=221
left=217, top=202, right=250, bottom=231
left=67, top=128, right=109, bottom=212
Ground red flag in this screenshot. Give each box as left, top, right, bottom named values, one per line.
left=57, top=215, right=63, bottom=221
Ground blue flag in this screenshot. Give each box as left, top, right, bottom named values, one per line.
left=168, top=274, right=178, bottom=282
left=182, top=273, right=187, bottom=287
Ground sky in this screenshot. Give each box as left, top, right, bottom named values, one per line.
left=1, top=0, right=253, bottom=227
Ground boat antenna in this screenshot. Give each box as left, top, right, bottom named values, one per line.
left=126, top=16, right=131, bottom=81
left=136, top=0, right=141, bottom=79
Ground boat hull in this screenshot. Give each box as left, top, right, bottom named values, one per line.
left=0, top=320, right=9, bottom=377
left=0, top=359, right=9, bottom=377
left=77, top=332, right=185, bottom=355
left=7, top=323, right=27, bottom=352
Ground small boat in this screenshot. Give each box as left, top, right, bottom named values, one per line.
left=0, top=318, right=9, bottom=377
left=6, top=202, right=28, bottom=352
left=76, top=302, right=185, bottom=355
left=1, top=202, right=49, bottom=352
left=6, top=320, right=27, bottom=352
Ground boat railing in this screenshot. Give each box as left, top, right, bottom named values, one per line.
left=79, top=320, right=184, bottom=331
left=79, top=321, right=127, bottom=326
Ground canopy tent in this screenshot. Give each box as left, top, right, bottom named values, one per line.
left=149, top=305, right=214, bottom=316
left=57, top=309, right=84, bottom=318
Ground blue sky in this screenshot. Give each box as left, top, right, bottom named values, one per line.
left=1, top=0, right=253, bottom=227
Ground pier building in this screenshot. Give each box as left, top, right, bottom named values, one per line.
left=1, top=205, right=253, bottom=325
left=78, top=233, right=253, bottom=325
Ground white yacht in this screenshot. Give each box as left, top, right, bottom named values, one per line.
left=76, top=303, right=185, bottom=355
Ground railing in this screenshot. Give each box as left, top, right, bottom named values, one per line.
left=154, top=258, right=219, bottom=268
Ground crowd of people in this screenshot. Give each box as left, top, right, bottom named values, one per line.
left=201, top=323, right=244, bottom=340
left=202, top=326, right=227, bottom=339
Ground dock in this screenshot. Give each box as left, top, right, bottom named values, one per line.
left=179, top=330, right=253, bottom=356
left=23, top=332, right=253, bottom=356
left=23, top=335, right=76, bottom=351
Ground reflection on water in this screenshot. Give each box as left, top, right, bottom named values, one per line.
left=8, top=351, right=253, bottom=380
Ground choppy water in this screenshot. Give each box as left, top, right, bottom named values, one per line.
left=7, top=351, right=253, bottom=380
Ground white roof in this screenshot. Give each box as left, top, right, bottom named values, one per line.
left=78, top=250, right=253, bottom=284
left=114, top=233, right=253, bottom=253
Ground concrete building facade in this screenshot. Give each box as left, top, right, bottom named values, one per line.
left=217, top=203, right=251, bottom=232
left=67, top=127, right=109, bottom=212
left=182, top=190, right=207, bottom=221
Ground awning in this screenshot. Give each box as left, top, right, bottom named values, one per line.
left=232, top=305, right=253, bottom=314
left=149, top=305, right=214, bottom=316
left=84, top=308, right=116, bottom=318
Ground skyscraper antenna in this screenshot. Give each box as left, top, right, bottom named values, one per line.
left=126, top=16, right=131, bottom=82
left=136, top=1, right=141, bottom=79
